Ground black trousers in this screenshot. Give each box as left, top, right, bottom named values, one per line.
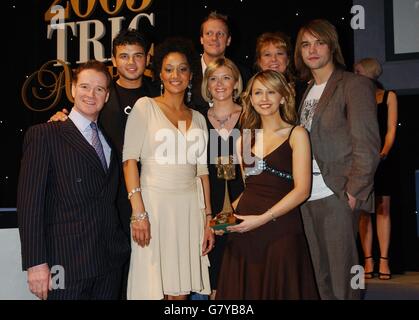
left=47, top=268, right=122, bottom=300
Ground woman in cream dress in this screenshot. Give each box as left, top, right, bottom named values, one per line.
left=123, top=38, right=214, bottom=300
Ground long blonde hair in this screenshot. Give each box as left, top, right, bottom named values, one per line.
left=240, top=70, right=296, bottom=151
left=240, top=70, right=296, bottom=130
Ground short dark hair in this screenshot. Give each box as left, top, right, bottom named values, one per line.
left=153, top=37, right=200, bottom=79
left=73, top=60, right=112, bottom=89
left=200, top=11, right=230, bottom=37
left=112, top=28, right=149, bottom=57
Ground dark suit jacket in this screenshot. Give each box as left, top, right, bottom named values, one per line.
left=17, top=120, right=130, bottom=282
left=98, top=76, right=159, bottom=237
left=298, top=68, right=381, bottom=212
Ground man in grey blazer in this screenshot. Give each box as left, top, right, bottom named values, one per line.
left=294, top=19, right=380, bottom=300
left=17, top=60, right=129, bottom=299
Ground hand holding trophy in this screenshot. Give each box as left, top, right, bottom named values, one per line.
left=209, top=155, right=238, bottom=233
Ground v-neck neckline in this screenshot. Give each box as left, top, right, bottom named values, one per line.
left=150, top=98, right=194, bottom=137
left=207, top=109, right=241, bottom=141
left=252, top=138, right=290, bottom=160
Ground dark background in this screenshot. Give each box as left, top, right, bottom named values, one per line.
left=1, top=0, right=418, bottom=271
left=0, top=0, right=357, bottom=206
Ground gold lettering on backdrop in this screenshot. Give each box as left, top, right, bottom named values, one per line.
left=21, top=60, right=73, bottom=112
left=126, top=0, right=153, bottom=12
left=22, top=61, right=117, bottom=112
left=44, top=0, right=153, bottom=21
left=99, top=0, right=125, bottom=15
left=70, top=0, right=98, bottom=19
left=45, top=0, right=70, bottom=22
left=24, top=0, right=155, bottom=112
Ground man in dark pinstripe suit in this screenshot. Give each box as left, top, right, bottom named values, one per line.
left=17, top=60, right=130, bottom=300
left=49, top=29, right=160, bottom=299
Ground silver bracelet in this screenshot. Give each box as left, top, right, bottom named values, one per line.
left=128, top=187, right=141, bottom=200
left=130, top=211, right=149, bottom=223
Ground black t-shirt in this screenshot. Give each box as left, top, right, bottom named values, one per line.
left=114, top=82, right=150, bottom=120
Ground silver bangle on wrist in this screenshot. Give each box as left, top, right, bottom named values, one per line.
left=130, top=211, right=149, bottom=223
left=128, top=187, right=141, bottom=200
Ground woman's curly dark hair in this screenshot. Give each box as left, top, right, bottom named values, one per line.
left=152, top=37, right=200, bottom=81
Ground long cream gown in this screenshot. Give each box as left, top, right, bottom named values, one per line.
left=123, top=97, right=210, bottom=300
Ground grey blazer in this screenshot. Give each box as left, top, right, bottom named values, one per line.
left=299, top=68, right=381, bottom=212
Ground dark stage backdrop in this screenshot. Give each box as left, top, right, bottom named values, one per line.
left=2, top=0, right=356, bottom=207
left=2, top=1, right=418, bottom=271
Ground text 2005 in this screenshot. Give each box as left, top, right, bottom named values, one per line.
left=45, top=0, right=153, bottom=21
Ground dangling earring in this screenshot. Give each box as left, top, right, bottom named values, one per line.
left=279, top=97, right=286, bottom=108
left=187, top=81, right=192, bottom=103
left=160, top=83, right=164, bottom=96
left=208, top=93, right=214, bottom=107
left=233, top=88, right=238, bottom=102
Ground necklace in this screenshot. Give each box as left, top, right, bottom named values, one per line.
left=209, top=110, right=233, bottom=128
left=216, top=115, right=231, bottom=128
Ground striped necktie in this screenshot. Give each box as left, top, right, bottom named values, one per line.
left=90, top=122, right=107, bottom=171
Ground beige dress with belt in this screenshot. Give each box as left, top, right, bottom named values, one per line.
left=123, top=97, right=210, bottom=300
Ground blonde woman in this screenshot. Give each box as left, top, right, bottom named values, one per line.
left=354, top=58, right=398, bottom=280
left=201, top=57, right=244, bottom=299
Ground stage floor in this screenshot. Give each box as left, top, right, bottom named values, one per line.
left=364, top=272, right=419, bottom=299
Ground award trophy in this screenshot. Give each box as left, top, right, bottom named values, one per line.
left=209, top=155, right=238, bottom=233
